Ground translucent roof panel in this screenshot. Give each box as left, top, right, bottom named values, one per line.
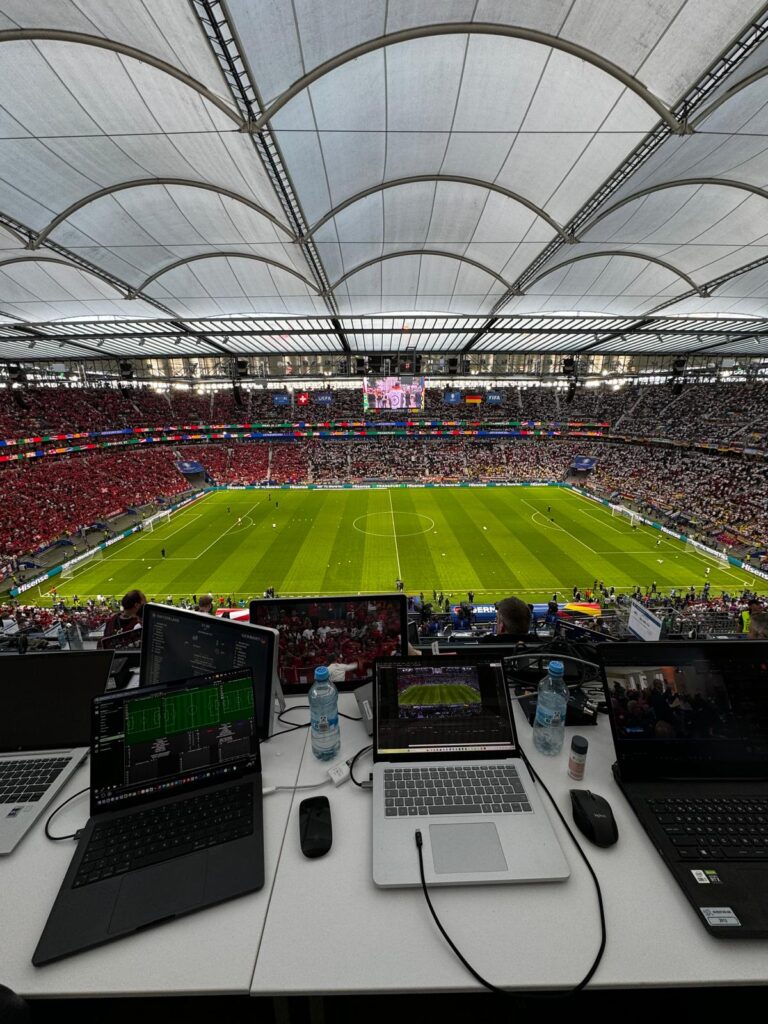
left=1, top=2, right=767, bottom=330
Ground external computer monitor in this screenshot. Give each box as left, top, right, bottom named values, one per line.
left=249, top=593, right=408, bottom=693
left=139, top=604, right=279, bottom=738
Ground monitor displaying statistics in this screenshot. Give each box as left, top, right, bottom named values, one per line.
left=362, top=376, right=425, bottom=412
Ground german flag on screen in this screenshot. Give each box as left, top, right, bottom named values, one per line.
left=464, top=395, right=483, bottom=404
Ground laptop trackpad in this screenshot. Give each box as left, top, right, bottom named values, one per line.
left=108, top=856, right=207, bottom=933
left=429, top=823, right=508, bottom=874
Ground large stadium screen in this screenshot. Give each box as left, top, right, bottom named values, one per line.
left=249, top=594, right=408, bottom=691
left=362, top=376, right=425, bottom=412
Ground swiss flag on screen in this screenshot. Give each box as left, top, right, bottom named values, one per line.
left=297, top=392, right=309, bottom=405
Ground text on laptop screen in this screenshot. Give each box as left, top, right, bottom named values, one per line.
left=141, top=605, right=272, bottom=732
left=605, top=650, right=768, bottom=764
left=376, top=661, right=515, bottom=757
left=91, top=671, right=259, bottom=812
left=250, top=596, right=406, bottom=689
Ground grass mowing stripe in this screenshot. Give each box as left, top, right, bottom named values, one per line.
left=37, top=488, right=766, bottom=606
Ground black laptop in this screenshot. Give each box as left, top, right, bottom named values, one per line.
left=33, top=668, right=264, bottom=965
left=599, top=641, right=768, bottom=938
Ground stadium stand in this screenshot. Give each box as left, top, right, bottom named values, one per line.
left=0, top=448, right=187, bottom=557
left=2, top=381, right=766, bottom=447
left=4, top=436, right=766, bottom=567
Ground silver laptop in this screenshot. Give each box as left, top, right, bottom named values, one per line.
left=372, top=656, right=570, bottom=887
left=0, top=651, right=113, bottom=854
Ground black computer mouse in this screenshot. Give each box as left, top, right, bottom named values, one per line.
left=299, top=795, right=332, bottom=858
left=570, top=790, right=618, bottom=848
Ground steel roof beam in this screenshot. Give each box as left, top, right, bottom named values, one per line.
left=578, top=177, right=768, bottom=237
left=131, top=252, right=322, bottom=296
left=249, top=24, right=684, bottom=135
left=307, top=176, right=570, bottom=242
left=31, top=178, right=296, bottom=249
left=523, top=251, right=704, bottom=295
left=0, top=255, right=128, bottom=296
left=0, top=29, right=244, bottom=127
left=691, top=65, right=768, bottom=127
left=331, top=251, right=513, bottom=293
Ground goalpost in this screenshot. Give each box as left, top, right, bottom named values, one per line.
left=611, top=505, right=639, bottom=527
left=60, top=546, right=103, bottom=578
left=144, top=510, right=171, bottom=533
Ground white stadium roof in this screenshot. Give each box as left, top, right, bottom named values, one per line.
left=1, top=1, right=768, bottom=358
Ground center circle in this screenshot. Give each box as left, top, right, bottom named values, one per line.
left=353, top=512, right=436, bottom=538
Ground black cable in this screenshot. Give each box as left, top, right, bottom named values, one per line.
left=349, top=743, right=373, bottom=788
left=414, top=752, right=607, bottom=996
left=45, top=787, right=89, bottom=841
left=260, top=707, right=310, bottom=740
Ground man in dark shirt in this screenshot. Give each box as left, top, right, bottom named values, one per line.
left=479, top=596, right=539, bottom=644
left=102, top=589, right=146, bottom=639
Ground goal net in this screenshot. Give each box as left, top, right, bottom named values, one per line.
left=60, top=546, right=103, bottom=578
left=611, top=505, right=638, bottom=527
left=144, top=510, right=171, bottom=533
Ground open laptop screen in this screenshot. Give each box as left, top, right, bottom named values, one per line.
left=249, top=594, right=408, bottom=692
left=140, top=604, right=275, bottom=737
left=0, top=651, right=113, bottom=751
left=375, top=658, right=516, bottom=761
left=600, top=641, right=768, bottom=779
left=90, top=668, right=260, bottom=815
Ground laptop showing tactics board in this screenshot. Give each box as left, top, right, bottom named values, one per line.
left=372, top=656, right=570, bottom=887
left=0, top=651, right=113, bottom=855
left=599, top=641, right=768, bottom=938
left=33, top=667, right=264, bottom=965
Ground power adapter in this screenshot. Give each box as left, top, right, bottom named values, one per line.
left=327, top=758, right=353, bottom=787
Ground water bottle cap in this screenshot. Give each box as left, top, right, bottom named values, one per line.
left=315, top=666, right=330, bottom=682
left=548, top=660, right=565, bottom=675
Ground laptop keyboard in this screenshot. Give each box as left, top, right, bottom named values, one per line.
left=648, top=796, right=768, bottom=860
left=0, top=757, right=70, bottom=805
left=384, top=765, right=531, bottom=817
left=73, top=784, right=254, bottom=888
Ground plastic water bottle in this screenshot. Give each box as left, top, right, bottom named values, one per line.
left=533, top=660, right=568, bottom=756
left=309, top=666, right=340, bottom=761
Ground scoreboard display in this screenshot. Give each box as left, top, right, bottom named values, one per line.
left=362, top=376, right=424, bottom=412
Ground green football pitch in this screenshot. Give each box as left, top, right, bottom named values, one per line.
left=399, top=684, right=482, bottom=706
left=33, top=487, right=766, bottom=606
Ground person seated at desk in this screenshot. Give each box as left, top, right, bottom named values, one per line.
left=479, top=596, right=540, bottom=644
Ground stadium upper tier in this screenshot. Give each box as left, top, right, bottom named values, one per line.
left=1, top=437, right=766, bottom=566
left=0, top=381, right=766, bottom=451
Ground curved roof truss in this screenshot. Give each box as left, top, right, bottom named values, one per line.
left=332, top=250, right=513, bottom=292
left=578, top=177, right=768, bottom=237
left=0, top=29, right=244, bottom=128
left=0, top=255, right=127, bottom=295
left=31, top=178, right=296, bottom=249
left=252, top=23, right=684, bottom=135
left=524, top=250, right=703, bottom=295
left=0, top=221, right=28, bottom=246
left=132, top=252, right=322, bottom=296
left=307, top=175, right=571, bottom=241
left=690, top=66, right=768, bottom=128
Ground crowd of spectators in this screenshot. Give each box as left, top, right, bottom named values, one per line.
left=0, top=448, right=187, bottom=558
left=0, top=597, right=116, bottom=648
left=585, top=444, right=768, bottom=548
left=3, top=382, right=765, bottom=452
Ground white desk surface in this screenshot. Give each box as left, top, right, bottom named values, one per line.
left=251, top=695, right=768, bottom=995
left=1, top=712, right=308, bottom=998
